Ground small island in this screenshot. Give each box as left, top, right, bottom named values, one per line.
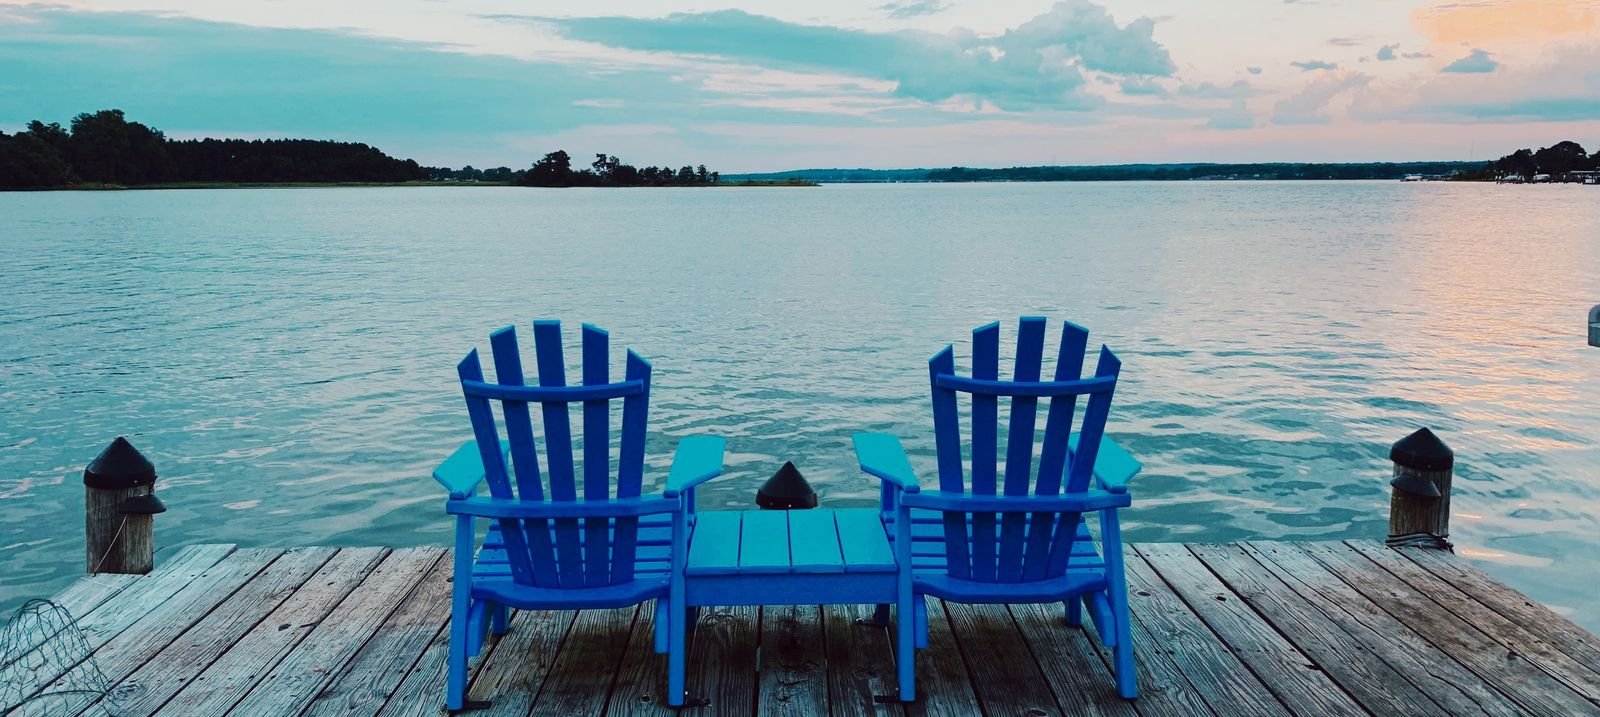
left=0, top=109, right=799, bottom=190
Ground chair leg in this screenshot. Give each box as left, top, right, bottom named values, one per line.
left=448, top=519, right=473, bottom=712
left=897, top=592, right=916, bottom=701
left=667, top=597, right=687, bottom=707
left=1111, top=583, right=1137, bottom=698
left=914, top=597, right=929, bottom=649
left=1066, top=595, right=1083, bottom=627
left=490, top=603, right=510, bottom=636
left=874, top=603, right=891, bottom=627
left=653, top=599, right=669, bottom=655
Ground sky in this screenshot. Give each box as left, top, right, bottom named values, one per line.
left=1, top=0, right=1599, bottom=171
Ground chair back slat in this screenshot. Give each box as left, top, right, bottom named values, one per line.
left=1022, top=321, right=1088, bottom=581
left=581, top=324, right=612, bottom=587
left=457, top=320, right=656, bottom=591
left=488, top=327, right=558, bottom=587
left=457, top=350, right=537, bottom=586
left=928, top=347, right=970, bottom=580
left=530, top=321, right=583, bottom=588
left=968, top=322, right=1000, bottom=582
left=611, top=350, right=652, bottom=583
left=997, top=316, right=1046, bottom=581
left=929, top=318, right=1121, bottom=584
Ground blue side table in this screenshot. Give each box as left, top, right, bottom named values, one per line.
left=684, top=508, right=898, bottom=606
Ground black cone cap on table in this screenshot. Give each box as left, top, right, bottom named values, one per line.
left=83, top=437, right=157, bottom=490
left=757, top=461, right=818, bottom=510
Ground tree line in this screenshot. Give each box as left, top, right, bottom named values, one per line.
left=1472, top=141, right=1597, bottom=181
left=0, top=110, right=426, bottom=188
left=1, top=109, right=723, bottom=190
left=924, top=161, right=1482, bottom=183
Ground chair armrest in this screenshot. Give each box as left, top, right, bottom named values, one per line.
left=663, top=436, right=725, bottom=499
left=901, top=490, right=1131, bottom=513
left=852, top=433, right=921, bottom=493
left=1068, top=434, right=1141, bottom=494
left=432, top=439, right=510, bottom=499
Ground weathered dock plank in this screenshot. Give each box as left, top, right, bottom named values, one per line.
left=1186, top=543, right=1451, bottom=717
left=144, top=547, right=390, bottom=717
left=756, top=605, right=828, bottom=717
left=684, top=606, right=760, bottom=716
left=0, top=544, right=236, bottom=708
left=1136, top=544, right=1368, bottom=717
left=526, top=607, right=638, bottom=716
left=1121, top=552, right=1289, bottom=717
left=1007, top=602, right=1141, bottom=717
left=943, top=599, right=1063, bottom=716
left=1393, top=544, right=1600, bottom=674
left=63, top=547, right=334, bottom=717
left=1298, top=541, right=1600, bottom=716
left=221, top=547, right=443, bottom=717
left=301, top=551, right=454, bottom=717
left=824, top=603, right=904, bottom=717
left=1346, top=540, right=1600, bottom=698
left=904, top=600, right=982, bottom=717
left=22, top=540, right=1600, bottom=717
left=456, top=608, right=575, bottom=716
left=1239, top=542, right=1523, bottom=717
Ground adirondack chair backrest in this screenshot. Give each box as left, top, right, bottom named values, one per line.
left=928, top=317, right=1121, bottom=584
left=457, top=320, right=653, bottom=590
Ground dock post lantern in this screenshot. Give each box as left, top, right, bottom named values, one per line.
left=83, top=437, right=166, bottom=574
left=757, top=461, right=818, bottom=510
left=1386, top=428, right=1453, bottom=550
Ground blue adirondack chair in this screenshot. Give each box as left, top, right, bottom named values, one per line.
left=854, top=317, right=1141, bottom=701
left=432, top=320, right=724, bottom=710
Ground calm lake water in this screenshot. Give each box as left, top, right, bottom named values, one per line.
left=2, top=182, right=1598, bottom=628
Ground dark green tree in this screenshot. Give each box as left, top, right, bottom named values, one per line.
left=0, top=131, right=76, bottom=188
left=68, top=109, right=175, bottom=184
left=520, top=150, right=574, bottom=186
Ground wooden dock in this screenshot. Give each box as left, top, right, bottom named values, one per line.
left=15, top=540, right=1600, bottom=717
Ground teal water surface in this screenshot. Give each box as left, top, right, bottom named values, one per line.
left=2, top=182, right=1597, bottom=627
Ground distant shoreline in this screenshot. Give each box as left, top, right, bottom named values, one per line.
left=3, top=178, right=818, bottom=192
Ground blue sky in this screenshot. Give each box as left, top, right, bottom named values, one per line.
left=2, top=0, right=1598, bottom=171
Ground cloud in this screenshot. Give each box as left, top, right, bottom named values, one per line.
left=1327, top=36, right=1365, bottom=47
left=1442, top=48, right=1499, bottom=73
left=0, top=7, right=883, bottom=167
left=1352, top=44, right=1600, bottom=122
left=1412, top=0, right=1600, bottom=46
left=1120, top=77, right=1167, bottom=96
left=1291, top=60, right=1338, bottom=71
left=526, top=2, right=1176, bottom=110
left=1402, top=51, right=1433, bottom=59
left=1247, top=66, right=1263, bottom=74
left=1376, top=44, right=1398, bottom=61
left=1273, top=71, right=1370, bottom=124
left=1178, top=80, right=1255, bottom=99
left=878, top=0, right=950, bottom=19
left=1207, top=99, right=1255, bottom=130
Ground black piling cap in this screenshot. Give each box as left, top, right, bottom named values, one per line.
left=118, top=493, right=168, bottom=515
left=757, top=461, right=818, bottom=510
left=83, top=437, right=157, bottom=490
left=1389, top=428, right=1454, bottom=472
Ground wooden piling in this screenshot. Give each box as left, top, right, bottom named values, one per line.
left=1386, top=428, right=1454, bottom=550
left=84, top=437, right=164, bottom=574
